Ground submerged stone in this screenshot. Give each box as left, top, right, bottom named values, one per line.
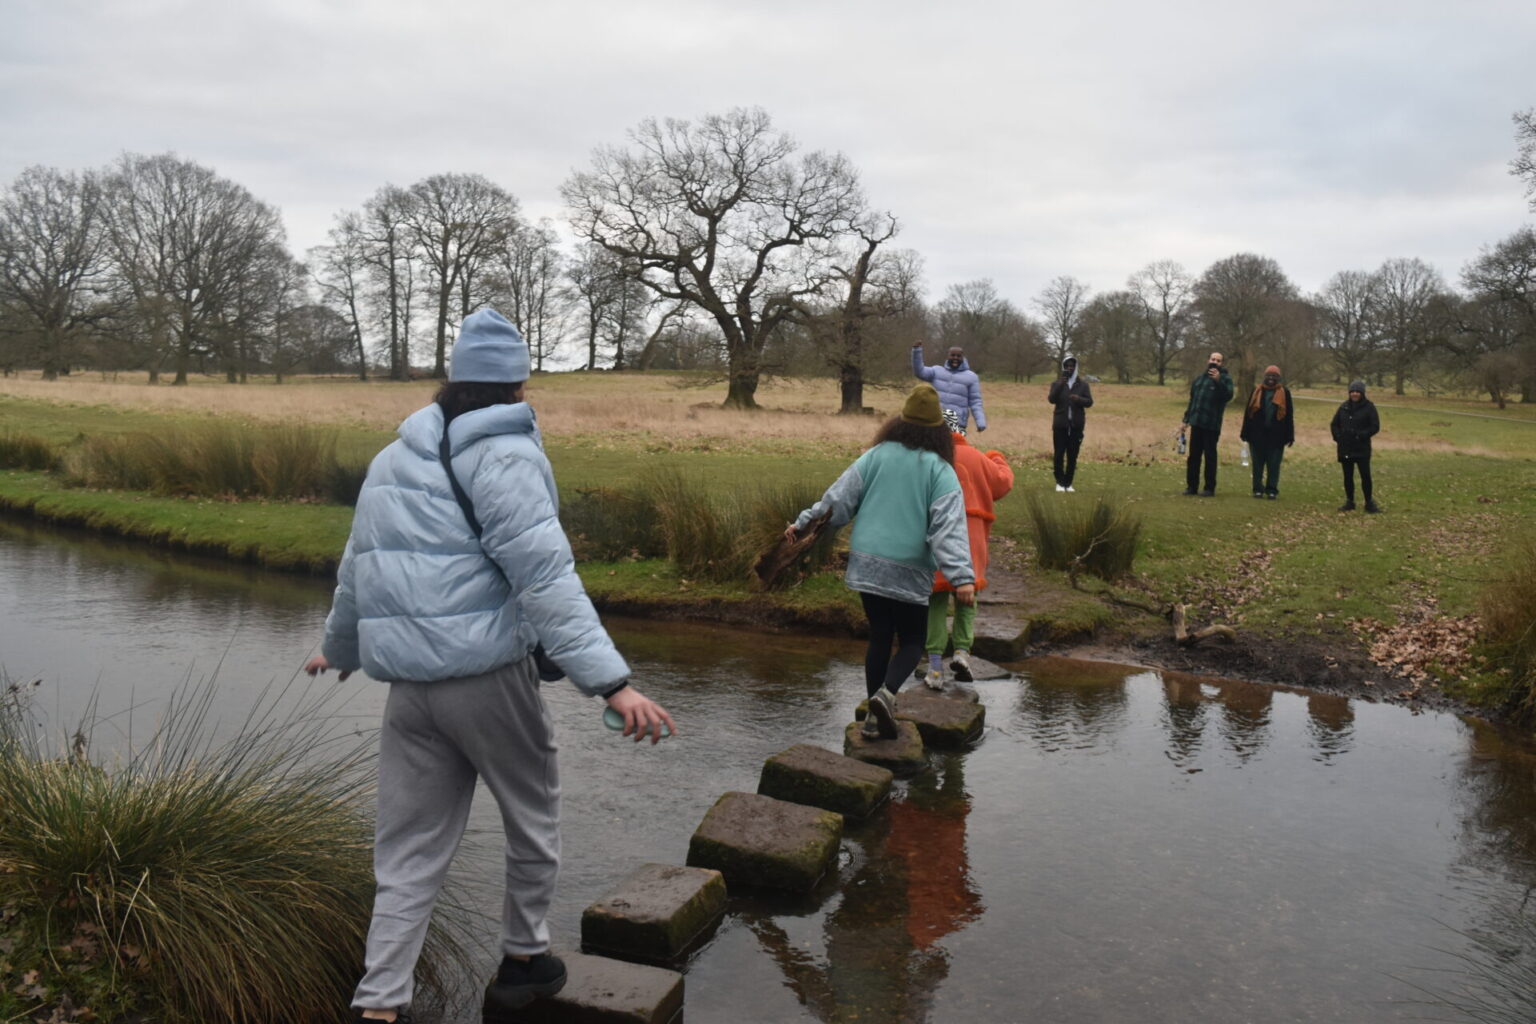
left=686, top=791, right=843, bottom=893
left=497, top=950, right=682, bottom=1023
left=894, top=688, right=986, bottom=748
left=842, top=719, right=927, bottom=775
left=758, top=743, right=894, bottom=819
left=581, top=863, right=727, bottom=964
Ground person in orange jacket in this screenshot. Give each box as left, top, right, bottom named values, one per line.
left=921, top=408, right=1014, bottom=687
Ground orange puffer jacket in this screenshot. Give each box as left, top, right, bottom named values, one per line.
left=933, top=434, right=1014, bottom=592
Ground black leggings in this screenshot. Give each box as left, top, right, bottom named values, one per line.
left=859, top=592, right=927, bottom=698
left=1342, top=458, right=1373, bottom=503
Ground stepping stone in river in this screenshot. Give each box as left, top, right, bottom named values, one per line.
left=495, top=950, right=682, bottom=1024
left=581, top=863, right=727, bottom=965
left=758, top=743, right=894, bottom=820
left=893, top=687, right=986, bottom=748
left=686, top=791, right=843, bottom=893
left=842, top=719, right=927, bottom=776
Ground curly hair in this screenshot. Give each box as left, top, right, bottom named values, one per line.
left=435, top=380, right=523, bottom=425
left=870, top=415, right=955, bottom=465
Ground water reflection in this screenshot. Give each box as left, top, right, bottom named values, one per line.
left=1012, top=657, right=1130, bottom=752
left=746, top=756, right=980, bottom=1023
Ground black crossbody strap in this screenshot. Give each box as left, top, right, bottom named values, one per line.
left=439, top=426, right=484, bottom=539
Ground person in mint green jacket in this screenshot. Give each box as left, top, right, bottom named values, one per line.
left=786, top=383, right=975, bottom=741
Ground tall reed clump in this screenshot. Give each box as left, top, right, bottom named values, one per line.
left=632, top=469, right=840, bottom=583
left=1481, top=534, right=1536, bottom=724
left=0, top=683, right=467, bottom=1023
left=1025, top=492, right=1142, bottom=580
left=0, top=431, right=59, bottom=471
left=65, top=421, right=365, bottom=502
left=563, top=485, right=666, bottom=562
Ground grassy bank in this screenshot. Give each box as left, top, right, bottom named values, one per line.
left=3, top=373, right=1535, bottom=704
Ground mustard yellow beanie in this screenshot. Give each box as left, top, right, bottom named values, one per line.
left=901, top=384, right=944, bottom=426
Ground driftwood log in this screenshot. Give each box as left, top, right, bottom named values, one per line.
left=751, top=512, right=833, bottom=590
left=1171, top=603, right=1237, bottom=647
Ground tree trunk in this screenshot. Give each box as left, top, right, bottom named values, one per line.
left=432, top=287, right=450, bottom=378
left=723, top=373, right=760, bottom=409
left=837, top=365, right=865, bottom=414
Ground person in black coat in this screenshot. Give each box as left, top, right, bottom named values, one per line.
left=1047, top=354, right=1094, bottom=491
left=1330, top=380, right=1381, bottom=512
left=1238, top=364, right=1295, bottom=499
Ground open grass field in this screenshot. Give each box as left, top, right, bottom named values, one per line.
left=3, top=370, right=1534, bottom=702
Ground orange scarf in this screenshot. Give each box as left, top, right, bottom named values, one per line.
left=1247, top=383, right=1287, bottom=420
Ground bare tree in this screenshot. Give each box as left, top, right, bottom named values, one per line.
left=1374, top=257, right=1448, bottom=395
left=310, top=211, right=371, bottom=379
left=101, top=153, right=289, bottom=385
left=1313, top=269, right=1381, bottom=382
left=1079, top=290, right=1143, bottom=384
left=1459, top=226, right=1536, bottom=403
left=0, top=166, right=110, bottom=379
left=819, top=213, right=903, bottom=413
left=1191, top=253, right=1300, bottom=392
left=403, top=173, right=519, bottom=377
left=487, top=217, right=565, bottom=372
left=1127, top=260, right=1193, bottom=385
left=1513, top=108, right=1536, bottom=212
left=565, top=242, right=650, bottom=371
left=564, top=107, right=865, bottom=408
left=1032, top=275, right=1091, bottom=364
left=356, top=187, right=418, bottom=379
left=932, top=278, right=1043, bottom=381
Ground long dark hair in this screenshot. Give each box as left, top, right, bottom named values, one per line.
left=435, top=380, right=523, bottom=425
left=870, top=416, right=955, bottom=465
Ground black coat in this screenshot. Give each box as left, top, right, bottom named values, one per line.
left=1048, top=376, right=1094, bottom=434
left=1330, top=398, right=1379, bottom=462
left=1238, top=387, right=1295, bottom=448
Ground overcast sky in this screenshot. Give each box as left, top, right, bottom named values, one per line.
left=3, top=0, right=1533, bottom=310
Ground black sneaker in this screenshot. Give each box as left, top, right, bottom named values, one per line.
left=868, top=687, right=900, bottom=740
left=1364, top=501, right=1382, bottom=514
left=1199, top=489, right=1215, bottom=498
left=1181, top=488, right=1197, bottom=496
left=1252, top=491, right=1263, bottom=498
left=1338, top=501, right=1355, bottom=512
left=484, top=953, right=567, bottom=1020
left=949, top=651, right=974, bottom=683
left=1266, top=493, right=1277, bottom=500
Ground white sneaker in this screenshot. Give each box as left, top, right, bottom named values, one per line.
left=1055, top=484, right=1066, bottom=492
left=868, top=687, right=900, bottom=739
left=924, top=667, right=945, bottom=691
left=949, top=651, right=973, bottom=682
left=1066, top=486, right=1075, bottom=493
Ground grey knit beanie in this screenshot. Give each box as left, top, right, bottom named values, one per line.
left=449, top=309, right=529, bottom=383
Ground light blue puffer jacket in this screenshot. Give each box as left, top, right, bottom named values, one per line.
left=911, top=349, right=987, bottom=432
left=321, top=401, right=628, bottom=695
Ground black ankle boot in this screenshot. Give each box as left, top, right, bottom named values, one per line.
left=484, top=953, right=567, bottom=1021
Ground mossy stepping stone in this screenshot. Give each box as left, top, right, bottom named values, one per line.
left=686, top=791, right=843, bottom=893
left=894, top=688, right=986, bottom=748
left=581, top=863, right=726, bottom=964
left=842, top=719, right=926, bottom=775
left=758, top=743, right=893, bottom=819
left=498, top=950, right=682, bottom=1023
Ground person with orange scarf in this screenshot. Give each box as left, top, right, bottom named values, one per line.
left=1238, top=365, right=1294, bottom=499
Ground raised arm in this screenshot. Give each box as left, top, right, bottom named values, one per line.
left=911, top=344, right=936, bottom=382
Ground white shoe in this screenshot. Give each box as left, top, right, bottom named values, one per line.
left=1066, top=486, right=1075, bottom=493
left=924, top=668, right=945, bottom=691
left=949, top=651, right=973, bottom=682
left=869, top=687, right=900, bottom=739
left=1055, top=484, right=1066, bottom=492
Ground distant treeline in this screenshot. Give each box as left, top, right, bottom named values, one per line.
left=3, top=108, right=1533, bottom=407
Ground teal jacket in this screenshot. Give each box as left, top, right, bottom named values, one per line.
left=1182, top=368, right=1235, bottom=432
left=793, top=441, right=974, bottom=605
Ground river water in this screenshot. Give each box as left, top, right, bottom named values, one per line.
left=3, top=515, right=1534, bottom=1023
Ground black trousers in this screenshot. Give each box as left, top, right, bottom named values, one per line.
left=859, top=592, right=927, bottom=698
left=1185, top=426, right=1220, bottom=492
left=1052, top=425, right=1083, bottom=487
left=1342, top=458, right=1373, bottom=503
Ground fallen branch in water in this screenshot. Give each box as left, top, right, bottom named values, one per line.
left=1171, top=603, right=1238, bottom=646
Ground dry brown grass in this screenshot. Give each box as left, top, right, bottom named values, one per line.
left=1, top=372, right=1524, bottom=461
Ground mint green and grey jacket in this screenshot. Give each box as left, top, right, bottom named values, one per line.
left=793, top=441, right=974, bottom=606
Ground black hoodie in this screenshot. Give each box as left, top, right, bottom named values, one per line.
left=1330, top=381, right=1379, bottom=461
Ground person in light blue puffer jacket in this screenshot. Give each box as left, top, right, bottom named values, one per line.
left=912, top=342, right=987, bottom=433
left=305, top=309, right=674, bottom=1024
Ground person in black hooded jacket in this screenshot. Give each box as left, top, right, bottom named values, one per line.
left=1330, top=380, right=1381, bottom=512
left=1047, top=355, right=1093, bottom=491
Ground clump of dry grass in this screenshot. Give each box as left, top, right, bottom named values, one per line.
left=1025, top=492, right=1143, bottom=581
left=0, top=431, right=58, bottom=471
left=1481, top=534, right=1536, bottom=724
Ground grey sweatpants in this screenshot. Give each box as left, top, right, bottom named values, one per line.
left=352, top=656, right=560, bottom=1011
